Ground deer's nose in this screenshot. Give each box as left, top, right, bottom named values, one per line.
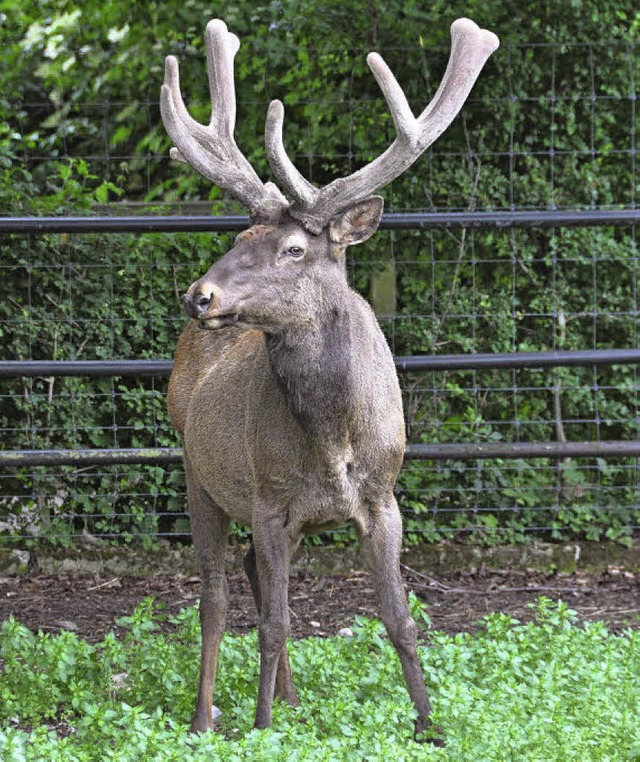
left=184, top=282, right=220, bottom=319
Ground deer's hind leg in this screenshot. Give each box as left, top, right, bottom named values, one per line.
left=250, top=506, right=297, bottom=729
left=243, top=543, right=299, bottom=706
left=185, top=456, right=230, bottom=734
left=358, top=496, right=445, bottom=746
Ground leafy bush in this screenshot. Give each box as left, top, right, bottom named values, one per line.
left=0, top=0, right=639, bottom=545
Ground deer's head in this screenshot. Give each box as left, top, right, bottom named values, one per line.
left=161, top=18, right=499, bottom=332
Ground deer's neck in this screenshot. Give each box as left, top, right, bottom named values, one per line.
left=265, top=296, right=362, bottom=436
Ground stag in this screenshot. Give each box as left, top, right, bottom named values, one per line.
left=161, top=17, right=498, bottom=743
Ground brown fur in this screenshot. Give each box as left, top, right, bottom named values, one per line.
left=169, top=199, right=442, bottom=743
left=161, top=16, right=498, bottom=746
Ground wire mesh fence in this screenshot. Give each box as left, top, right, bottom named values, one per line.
left=1, top=221, right=639, bottom=546
left=6, top=37, right=638, bottom=210
left=1, top=32, right=639, bottom=546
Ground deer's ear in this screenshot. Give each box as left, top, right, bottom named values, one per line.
left=329, top=196, right=384, bottom=248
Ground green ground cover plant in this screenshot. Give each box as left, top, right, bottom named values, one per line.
left=0, top=597, right=638, bottom=760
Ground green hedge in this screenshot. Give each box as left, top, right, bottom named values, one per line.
left=0, top=0, right=638, bottom=545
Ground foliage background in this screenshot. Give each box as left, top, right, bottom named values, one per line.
left=0, top=0, right=639, bottom=545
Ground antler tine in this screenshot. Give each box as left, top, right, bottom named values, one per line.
left=160, top=19, right=287, bottom=221
left=366, top=54, right=416, bottom=143
left=265, top=99, right=319, bottom=209
left=204, top=19, right=240, bottom=137
left=268, top=18, right=499, bottom=235
left=417, top=19, right=499, bottom=131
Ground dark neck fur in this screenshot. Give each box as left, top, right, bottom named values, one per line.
left=266, top=300, right=358, bottom=436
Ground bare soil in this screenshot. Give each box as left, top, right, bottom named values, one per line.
left=0, top=567, right=637, bottom=642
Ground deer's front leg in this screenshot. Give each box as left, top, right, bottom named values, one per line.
left=251, top=505, right=293, bottom=729
left=243, top=543, right=299, bottom=706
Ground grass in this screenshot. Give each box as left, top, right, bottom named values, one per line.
left=0, top=596, right=638, bottom=761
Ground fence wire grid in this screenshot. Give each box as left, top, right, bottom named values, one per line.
left=1, top=36, right=639, bottom=546
left=9, top=38, right=639, bottom=211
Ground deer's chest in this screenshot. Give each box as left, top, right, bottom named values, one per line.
left=257, top=446, right=362, bottom=536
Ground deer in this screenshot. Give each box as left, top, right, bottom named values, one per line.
left=161, top=17, right=498, bottom=744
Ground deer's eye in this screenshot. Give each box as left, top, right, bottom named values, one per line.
left=285, top=246, right=305, bottom=258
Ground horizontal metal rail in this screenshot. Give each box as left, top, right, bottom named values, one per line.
left=2, top=348, right=640, bottom=378
left=0, top=360, right=174, bottom=378
left=0, top=448, right=182, bottom=467
left=406, top=441, right=640, bottom=460
left=394, top=348, right=640, bottom=371
left=2, top=209, right=639, bottom=469
left=0, top=209, right=639, bottom=234
left=2, top=440, right=640, bottom=468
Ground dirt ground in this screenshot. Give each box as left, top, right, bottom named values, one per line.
left=0, top=566, right=637, bottom=643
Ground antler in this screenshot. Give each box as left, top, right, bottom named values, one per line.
left=160, top=19, right=288, bottom=222
left=161, top=18, right=498, bottom=234
left=266, top=18, right=500, bottom=234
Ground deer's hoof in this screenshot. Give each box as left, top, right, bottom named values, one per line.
left=414, top=718, right=446, bottom=746
left=275, top=685, right=300, bottom=707
left=189, top=705, right=222, bottom=734
left=189, top=717, right=213, bottom=734
left=253, top=713, right=274, bottom=731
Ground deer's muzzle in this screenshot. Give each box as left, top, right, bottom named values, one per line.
left=184, top=281, right=221, bottom=319
left=184, top=281, right=239, bottom=328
